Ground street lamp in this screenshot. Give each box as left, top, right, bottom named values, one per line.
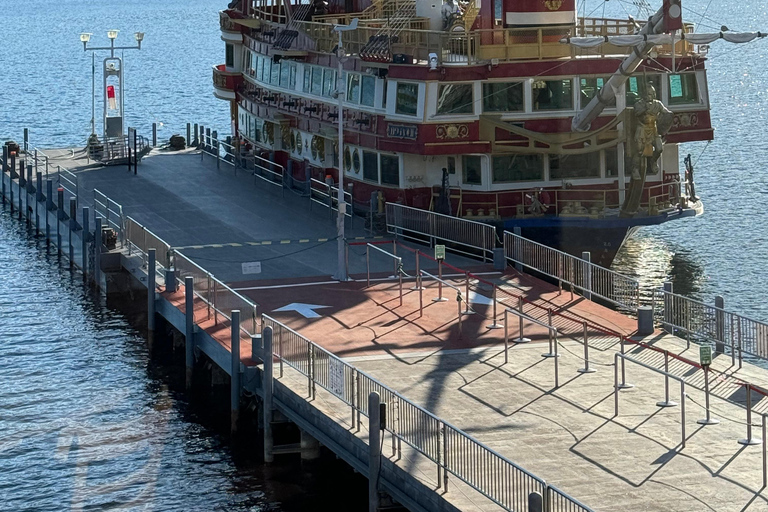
left=332, top=18, right=359, bottom=282
left=80, top=29, right=144, bottom=140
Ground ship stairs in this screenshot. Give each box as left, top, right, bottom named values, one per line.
left=273, top=1, right=315, bottom=50
left=462, top=0, right=480, bottom=32
left=359, top=0, right=417, bottom=63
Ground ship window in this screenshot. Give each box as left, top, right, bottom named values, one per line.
left=347, top=73, right=361, bottom=104
left=271, top=61, right=280, bottom=85
left=382, top=81, right=388, bottom=109
left=280, top=62, right=291, bottom=88
left=463, top=155, right=482, bottom=185
left=257, top=56, right=264, bottom=81
left=549, top=152, right=601, bottom=179
left=363, top=151, right=378, bottom=182
left=262, top=58, right=271, bottom=84
left=483, top=82, right=523, bottom=112
left=492, top=155, right=543, bottom=182
left=605, top=148, right=618, bottom=177
left=225, top=43, right=234, bottom=68
left=361, top=76, right=376, bottom=107
left=289, top=62, right=297, bottom=89
left=303, top=67, right=311, bottom=93
left=669, top=73, right=699, bottom=105
left=395, top=83, right=419, bottom=116
left=436, top=84, right=474, bottom=115
left=311, top=67, right=323, bottom=96
left=626, top=75, right=661, bottom=106
left=579, top=77, right=615, bottom=108
left=323, top=69, right=336, bottom=97
left=381, top=155, right=400, bottom=186
left=533, top=79, right=573, bottom=111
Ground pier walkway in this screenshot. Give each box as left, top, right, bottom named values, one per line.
left=8, top=146, right=768, bottom=511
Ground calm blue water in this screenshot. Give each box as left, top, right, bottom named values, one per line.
left=1, top=0, right=768, bottom=508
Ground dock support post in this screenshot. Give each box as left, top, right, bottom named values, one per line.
left=581, top=251, right=592, bottom=300
left=147, top=248, right=157, bottom=354
left=68, top=198, right=76, bottom=268
left=186, top=123, right=191, bottom=148
left=185, top=276, right=195, bottom=391
left=23, top=128, right=28, bottom=152
left=300, top=430, right=321, bottom=460
left=94, top=217, right=102, bottom=290
left=45, top=180, right=52, bottom=247
left=81, top=207, right=90, bottom=277
left=512, top=227, right=523, bottom=273
left=368, top=391, right=382, bottom=512
left=263, top=326, right=274, bottom=462
left=193, top=124, right=199, bottom=146
left=35, top=172, right=42, bottom=235
left=152, top=123, right=157, bottom=147
left=662, top=281, right=673, bottom=334
left=9, top=169, right=13, bottom=214
left=715, top=296, right=725, bottom=355
left=231, top=310, right=241, bottom=437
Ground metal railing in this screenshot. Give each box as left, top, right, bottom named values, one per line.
left=93, top=188, right=125, bottom=246
left=385, top=203, right=496, bottom=262
left=309, top=178, right=353, bottom=219
left=504, top=230, right=640, bottom=312
left=261, top=314, right=589, bottom=511
left=125, top=216, right=172, bottom=269
left=653, top=289, right=768, bottom=363
left=57, top=165, right=78, bottom=202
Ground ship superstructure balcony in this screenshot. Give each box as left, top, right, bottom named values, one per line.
left=213, top=64, right=242, bottom=100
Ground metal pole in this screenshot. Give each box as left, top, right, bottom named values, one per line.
left=411, top=252, right=421, bottom=290
left=488, top=286, right=502, bottom=329
left=517, top=296, right=530, bottom=343
left=366, top=245, right=370, bottom=288
left=94, top=217, right=102, bottom=289
left=618, top=337, right=634, bottom=389
left=185, top=276, right=195, bottom=391
left=398, top=257, right=403, bottom=307
left=433, top=260, right=447, bottom=302
left=542, top=309, right=556, bottom=358
left=578, top=321, right=596, bottom=373
left=152, top=122, right=157, bottom=147
left=334, top=26, right=349, bottom=283
left=680, top=381, right=686, bottom=449
left=457, top=292, right=462, bottom=339
left=463, top=272, right=474, bottom=315
left=657, top=351, right=678, bottom=408
left=231, top=310, right=241, bottom=436
left=147, top=248, right=156, bottom=355
left=763, top=414, right=767, bottom=488
left=503, top=310, right=509, bottom=364
left=739, top=384, right=761, bottom=445
left=369, top=392, right=381, bottom=512
left=614, top=353, right=619, bottom=417
left=81, top=207, right=90, bottom=276
left=263, top=326, right=274, bottom=462
left=554, top=328, right=559, bottom=388
left=697, top=366, right=719, bottom=425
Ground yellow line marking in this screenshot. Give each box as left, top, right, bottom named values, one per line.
left=262, top=241, right=272, bottom=245
left=228, top=243, right=242, bottom=247
left=247, top=242, right=261, bottom=246
left=317, top=238, right=328, bottom=242
left=299, top=239, right=310, bottom=243
left=280, top=240, right=291, bottom=244
left=210, top=244, right=223, bottom=248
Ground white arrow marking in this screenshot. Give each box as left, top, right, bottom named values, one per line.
left=273, top=303, right=331, bottom=319
left=468, top=291, right=494, bottom=306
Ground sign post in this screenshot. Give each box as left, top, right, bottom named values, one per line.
left=697, top=344, right=719, bottom=425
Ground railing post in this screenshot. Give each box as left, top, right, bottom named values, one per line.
left=512, top=227, right=523, bottom=272
left=457, top=291, right=463, bottom=340
left=763, top=414, right=767, bottom=488
left=680, top=381, right=687, bottom=448
left=488, top=286, right=502, bottom=329
left=578, top=321, right=596, bottom=374
left=662, top=281, right=673, bottom=334
left=366, top=245, right=370, bottom=288
left=263, top=326, right=274, bottom=462
left=432, top=260, right=447, bottom=302
left=410, top=251, right=422, bottom=291
left=517, top=296, right=530, bottom=343
left=739, top=384, right=761, bottom=445
left=581, top=251, right=592, bottom=301
left=656, top=351, right=678, bottom=408
left=542, top=309, right=557, bottom=357
left=147, top=248, right=157, bottom=355
left=463, top=272, right=474, bottom=315
left=715, top=296, right=725, bottom=355
left=614, top=353, right=620, bottom=417
left=81, top=207, right=90, bottom=277
left=398, top=257, right=403, bottom=308
left=185, top=276, right=195, bottom=391
left=231, top=310, right=241, bottom=436
left=697, top=366, right=719, bottom=425
left=503, top=310, right=510, bottom=364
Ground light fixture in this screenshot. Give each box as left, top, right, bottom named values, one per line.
left=80, top=33, right=92, bottom=43
left=107, top=29, right=119, bottom=40
left=134, top=32, right=144, bottom=43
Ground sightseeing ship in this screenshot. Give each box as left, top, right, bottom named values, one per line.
left=212, top=0, right=717, bottom=266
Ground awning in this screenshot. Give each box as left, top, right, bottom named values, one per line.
left=562, top=31, right=765, bottom=49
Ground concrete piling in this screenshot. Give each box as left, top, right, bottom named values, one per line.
left=94, top=217, right=102, bottom=289
left=68, top=198, right=76, bottom=267
left=369, top=391, right=382, bottom=512
left=148, top=248, right=157, bottom=354
left=230, top=310, right=241, bottom=437
left=81, top=207, right=90, bottom=275
left=35, top=172, right=42, bottom=234
left=263, top=326, right=274, bottom=463
left=184, top=276, right=195, bottom=391
left=44, top=180, right=52, bottom=245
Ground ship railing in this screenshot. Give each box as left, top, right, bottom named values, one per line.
left=504, top=230, right=640, bottom=312
left=653, top=289, right=768, bottom=364
left=124, top=216, right=171, bottom=287
left=385, top=202, right=496, bottom=262
left=262, top=313, right=593, bottom=512
left=93, top=188, right=126, bottom=247
left=309, top=177, right=352, bottom=219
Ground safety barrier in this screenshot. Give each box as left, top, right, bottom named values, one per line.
left=385, top=203, right=496, bottom=262
left=125, top=216, right=172, bottom=269
left=261, top=314, right=589, bottom=512
left=365, top=243, right=404, bottom=306
left=57, top=165, right=79, bottom=204
left=93, top=188, right=125, bottom=246
left=504, top=230, right=640, bottom=312
left=309, top=177, right=353, bottom=219
left=653, top=288, right=768, bottom=363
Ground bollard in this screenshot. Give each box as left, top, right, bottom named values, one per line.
left=165, top=268, right=176, bottom=293
left=81, top=207, right=90, bottom=277
left=656, top=351, right=678, bottom=408
left=738, top=384, right=762, bottom=445
left=637, top=306, right=654, bottom=336
left=542, top=309, right=557, bottom=358
left=263, top=326, right=274, bottom=462
left=147, top=248, right=157, bottom=354
left=487, top=286, right=503, bottom=329
left=94, top=217, right=102, bottom=290
left=185, top=276, right=195, bottom=391
left=578, top=321, right=596, bottom=374
left=463, top=272, right=474, bottom=315
left=152, top=122, right=157, bottom=147
left=231, top=310, right=241, bottom=436
left=528, top=491, right=544, bottom=512
left=697, top=366, right=719, bottom=425
left=581, top=251, right=592, bottom=301
left=618, top=337, right=634, bottom=389
left=432, top=260, right=447, bottom=302
left=516, top=296, right=530, bottom=343
left=368, top=392, right=382, bottom=512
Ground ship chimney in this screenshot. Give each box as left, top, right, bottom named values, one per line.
left=504, top=0, right=576, bottom=27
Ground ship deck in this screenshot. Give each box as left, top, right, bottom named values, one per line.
left=43, top=146, right=768, bottom=512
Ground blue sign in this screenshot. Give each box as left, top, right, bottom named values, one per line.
left=387, top=123, right=418, bottom=140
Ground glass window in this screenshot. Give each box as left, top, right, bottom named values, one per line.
left=347, top=74, right=361, bottom=104
left=257, top=56, right=264, bottom=81
left=381, top=155, right=400, bottom=186
left=323, top=69, right=336, bottom=97
left=263, top=58, right=271, bottom=84
left=395, top=83, right=419, bottom=116
left=270, top=60, right=280, bottom=84
left=463, top=156, right=482, bottom=185
left=669, top=73, right=699, bottom=105
left=280, top=62, right=291, bottom=88
left=549, top=152, right=601, bottom=179
left=579, top=77, right=615, bottom=108
left=303, top=66, right=311, bottom=93
left=605, top=148, right=618, bottom=177
left=225, top=44, right=234, bottom=67
left=533, top=79, right=573, bottom=111
left=436, top=84, right=474, bottom=115
left=626, top=75, right=661, bottom=106
left=361, top=76, right=376, bottom=107
left=483, top=82, right=523, bottom=112
left=311, top=67, right=323, bottom=96
left=363, top=151, right=378, bottom=182
left=492, top=155, right=543, bottom=183
left=289, top=62, right=297, bottom=89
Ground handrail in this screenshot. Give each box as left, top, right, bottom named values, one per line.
left=310, top=177, right=353, bottom=218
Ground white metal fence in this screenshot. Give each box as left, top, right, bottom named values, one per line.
left=385, top=203, right=496, bottom=262
left=93, top=188, right=125, bottom=246
left=504, top=231, right=640, bottom=312
left=262, top=314, right=593, bottom=512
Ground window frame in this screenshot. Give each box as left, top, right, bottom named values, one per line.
left=395, top=82, right=420, bottom=116
left=436, top=83, right=475, bottom=116
left=482, top=81, right=524, bottom=113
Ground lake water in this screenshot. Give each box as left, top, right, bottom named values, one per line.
left=1, top=0, right=768, bottom=509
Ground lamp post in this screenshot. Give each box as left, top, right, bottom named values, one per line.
left=332, top=18, right=359, bottom=282
left=80, top=30, right=144, bottom=140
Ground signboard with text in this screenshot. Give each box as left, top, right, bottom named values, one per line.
left=435, top=245, right=446, bottom=260
left=700, top=345, right=712, bottom=366
left=387, top=123, right=418, bottom=140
